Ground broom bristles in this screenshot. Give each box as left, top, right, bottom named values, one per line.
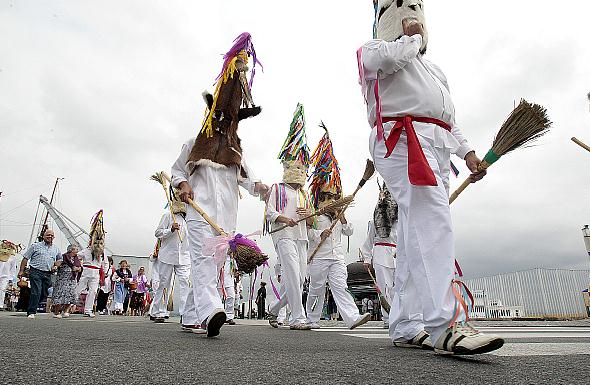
left=491, top=99, right=551, bottom=156
left=150, top=172, right=166, bottom=186
left=318, top=195, right=354, bottom=214
left=357, top=160, right=375, bottom=190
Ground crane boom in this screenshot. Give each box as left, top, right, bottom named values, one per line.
left=39, top=195, right=82, bottom=248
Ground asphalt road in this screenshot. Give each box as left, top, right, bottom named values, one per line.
left=1, top=313, right=589, bottom=384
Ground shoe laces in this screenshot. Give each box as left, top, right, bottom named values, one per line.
left=453, top=322, right=479, bottom=337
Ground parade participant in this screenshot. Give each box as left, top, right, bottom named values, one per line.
left=18, top=229, right=61, bottom=318
left=357, top=0, right=503, bottom=354
left=130, top=266, right=149, bottom=316
left=148, top=246, right=165, bottom=320
left=0, top=240, right=20, bottom=311
left=52, top=244, right=82, bottom=318
left=113, top=260, right=132, bottom=315
left=360, top=181, right=398, bottom=329
left=217, top=256, right=237, bottom=325
left=76, top=210, right=108, bottom=318
left=171, top=32, right=268, bottom=337
left=255, top=281, right=266, bottom=319
left=305, top=129, right=371, bottom=330
left=265, top=104, right=313, bottom=331
left=151, top=195, right=191, bottom=323
left=96, top=256, right=115, bottom=315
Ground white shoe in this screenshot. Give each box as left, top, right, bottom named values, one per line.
left=84, top=313, right=95, bottom=318
left=393, top=330, right=433, bottom=350
left=308, top=322, right=321, bottom=329
left=53, top=314, right=62, bottom=319
left=289, top=323, right=312, bottom=330
left=434, top=322, right=504, bottom=355
left=266, top=313, right=279, bottom=328
left=27, top=314, right=35, bottom=319
left=350, top=313, right=372, bottom=330
left=62, top=312, right=70, bottom=318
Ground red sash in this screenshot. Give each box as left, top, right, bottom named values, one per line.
left=375, top=242, right=396, bottom=247
left=382, top=116, right=452, bottom=186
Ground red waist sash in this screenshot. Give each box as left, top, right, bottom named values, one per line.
left=83, top=265, right=100, bottom=270
left=375, top=242, right=396, bottom=248
left=381, top=116, right=452, bottom=186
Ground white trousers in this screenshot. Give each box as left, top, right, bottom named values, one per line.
left=217, top=259, right=235, bottom=320
left=182, top=220, right=223, bottom=325
left=269, top=239, right=308, bottom=325
left=374, top=263, right=395, bottom=323
left=76, top=272, right=99, bottom=314
left=371, top=128, right=456, bottom=343
left=151, top=262, right=190, bottom=318
left=306, top=259, right=361, bottom=328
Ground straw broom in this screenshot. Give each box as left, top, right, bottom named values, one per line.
left=572, top=137, right=590, bottom=154
left=449, top=99, right=551, bottom=204
left=150, top=172, right=183, bottom=242
left=269, top=195, right=354, bottom=234
left=308, top=160, right=375, bottom=264
left=159, top=172, right=267, bottom=273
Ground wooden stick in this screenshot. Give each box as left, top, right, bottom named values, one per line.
left=448, top=160, right=492, bottom=204
left=160, top=172, right=228, bottom=237
left=572, top=137, right=590, bottom=153
left=269, top=195, right=353, bottom=234
left=151, top=172, right=183, bottom=243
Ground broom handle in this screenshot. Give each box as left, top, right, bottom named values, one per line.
left=448, top=160, right=491, bottom=204
left=269, top=212, right=317, bottom=234
left=161, top=172, right=228, bottom=237
left=160, top=182, right=183, bottom=243
left=572, top=137, right=590, bottom=153
left=307, top=187, right=361, bottom=264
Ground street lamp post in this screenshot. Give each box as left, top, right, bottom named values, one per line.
left=582, top=225, right=590, bottom=264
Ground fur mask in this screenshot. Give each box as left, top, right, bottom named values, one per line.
left=283, top=160, right=308, bottom=187
left=373, top=181, right=398, bottom=238
left=91, top=238, right=105, bottom=260
left=376, top=0, right=428, bottom=53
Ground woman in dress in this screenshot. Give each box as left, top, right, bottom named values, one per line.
left=113, top=260, right=132, bottom=315
left=52, top=244, right=81, bottom=318
left=130, top=266, right=149, bottom=316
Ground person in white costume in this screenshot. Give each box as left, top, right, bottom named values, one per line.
left=148, top=252, right=164, bottom=320
left=151, top=196, right=191, bottom=323
left=360, top=183, right=399, bottom=329
left=0, top=253, right=17, bottom=311
left=305, top=128, right=371, bottom=330
left=172, top=33, right=267, bottom=338
left=265, top=104, right=313, bottom=331
left=357, top=0, right=503, bottom=354
left=217, top=256, right=237, bottom=325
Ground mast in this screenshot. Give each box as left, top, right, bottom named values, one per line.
left=38, top=195, right=81, bottom=248
left=38, top=177, right=63, bottom=241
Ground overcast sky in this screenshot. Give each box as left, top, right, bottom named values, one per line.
left=1, top=0, right=589, bottom=279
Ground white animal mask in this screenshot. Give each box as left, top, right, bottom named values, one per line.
left=376, top=0, right=428, bottom=53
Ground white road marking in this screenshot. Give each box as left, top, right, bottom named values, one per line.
left=490, top=343, right=590, bottom=356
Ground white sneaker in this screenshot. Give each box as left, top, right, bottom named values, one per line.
left=53, top=314, right=62, bottom=319
left=84, top=313, right=95, bottom=318
left=289, top=323, right=312, bottom=330
left=350, top=313, right=372, bottom=330
left=393, top=330, right=433, bottom=350
left=308, top=322, right=321, bottom=329
left=27, top=314, right=35, bottom=319
left=62, top=312, right=70, bottom=318
left=434, top=322, right=504, bottom=355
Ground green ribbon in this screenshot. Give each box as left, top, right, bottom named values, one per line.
left=482, top=149, right=501, bottom=166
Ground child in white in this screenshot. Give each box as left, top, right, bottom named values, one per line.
left=217, top=256, right=236, bottom=324
left=306, top=214, right=371, bottom=329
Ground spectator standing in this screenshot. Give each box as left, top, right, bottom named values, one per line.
left=18, top=230, right=61, bottom=319
left=256, top=282, right=267, bottom=319
left=130, top=266, right=149, bottom=316
left=113, top=260, right=132, bottom=315
left=52, top=245, right=81, bottom=318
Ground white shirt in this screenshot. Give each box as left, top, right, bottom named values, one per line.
left=100, top=263, right=115, bottom=293
left=266, top=183, right=309, bottom=244
left=154, top=212, right=190, bottom=266
left=307, top=214, right=353, bottom=262
left=171, top=138, right=260, bottom=232
left=78, top=248, right=107, bottom=277
left=360, top=221, right=397, bottom=269
left=0, top=255, right=17, bottom=280
left=360, top=35, right=473, bottom=159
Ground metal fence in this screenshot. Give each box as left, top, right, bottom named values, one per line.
left=464, top=268, right=590, bottom=319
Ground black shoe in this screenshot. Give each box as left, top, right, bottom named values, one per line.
left=154, top=317, right=165, bottom=323
left=149, top=315, right=155, bottom=321
left=206, top=309, right=226, bottom=338
left=226, top=319, right=236, bottom=325
left=164, top=315, right=169, bottom=319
